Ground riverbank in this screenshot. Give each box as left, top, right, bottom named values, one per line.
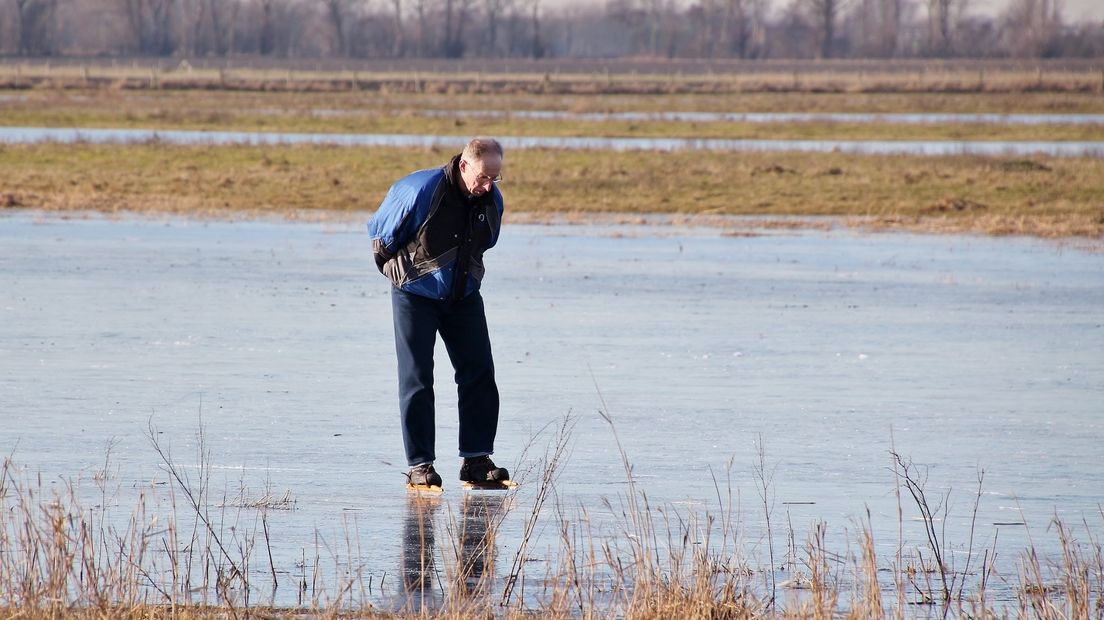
left=2, top=142, right=1101, bottom=240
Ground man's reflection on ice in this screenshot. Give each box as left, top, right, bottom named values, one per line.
left=400, top=491, right=510, bottom=610
left=400, top=494, right=442, bottom=612
left=455, top=493, right=507, bottom=597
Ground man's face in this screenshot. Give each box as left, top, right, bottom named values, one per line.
left=459, top=155, right=502, bottom=197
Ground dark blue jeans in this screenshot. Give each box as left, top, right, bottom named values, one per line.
left=391, top=287, right=500, bottom=466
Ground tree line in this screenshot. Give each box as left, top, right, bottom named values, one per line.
left=1, top=0, right=1101, bottom=60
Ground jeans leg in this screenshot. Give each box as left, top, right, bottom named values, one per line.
left=392, top=288, right=440, bottom=466
left=439, top=291, right=500, bottom=458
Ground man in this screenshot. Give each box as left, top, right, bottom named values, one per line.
left=368, top=137, right=509, bottom=489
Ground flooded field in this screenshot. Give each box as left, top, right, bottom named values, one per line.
left=2, top=126, right=1103, bottom=157
left=1, top=211, right=1102, bottom=612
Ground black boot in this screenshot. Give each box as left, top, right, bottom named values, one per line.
left=459, top=455, right=509, bottom=482
left=407, top=463, right=443, bottom=487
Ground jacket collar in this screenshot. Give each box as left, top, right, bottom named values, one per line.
left=445, top=153, right=465, bottom=198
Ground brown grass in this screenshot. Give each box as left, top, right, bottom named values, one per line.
left=2, top=142, right=1101, bottom=241
left=4, top=85, right=1104, bottom=139
left=2, top=59, right=1103, bottom=96
left=2, top=415, right=1102, bottom=619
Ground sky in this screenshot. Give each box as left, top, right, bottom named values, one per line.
left=975, top=0, right=1104, bottom=22
left=552, top=0, right=1104, bottom=23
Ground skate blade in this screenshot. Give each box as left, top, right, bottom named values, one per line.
left=406, top=483, right=443, bottom=494
left=461, top=480, right=518, bottom=491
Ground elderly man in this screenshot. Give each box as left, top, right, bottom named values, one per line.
left=368, top=137, right=509, bottom=489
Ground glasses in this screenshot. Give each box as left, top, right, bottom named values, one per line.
left=464, top=159, right=502, bottom=184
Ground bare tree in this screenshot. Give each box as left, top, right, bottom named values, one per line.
left=1000, top=0, right=1063, bottom=56
left=727, top=0, right=768, bottom=57
left=925, top=0, right=951, bottom=55
left=528, top=0, right=543, bottom=58
left=686, top=0, right=720, bottom=57
left=847, top=0, right=901, bottom=56
left=5, top=0, right=1103, bottom=59
left=410, top=0, right=432, bottom=56
left=258, top=0, right=276, bottom=54
left=803, top=0, right=846, bottom=57
left=328, top=0, right=346, bottom=55
left=878, top=0, right=902, bottom=56
left=441, top=0, right=460, bottom=57
left=482, top=0, right=512, bottom=56
left=120, top=0, right=177, bottom=55
left=211, top=0, right=240, bottom=54
left=14, top=0, right=58, bottom=55
left=325, top=0, right=365, bottom=56
left=388, top=0, right=404, bottom=56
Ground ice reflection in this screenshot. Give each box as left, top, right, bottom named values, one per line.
left=453, top=494, right=507, bottom=598
left=399, top=494, right=442, bottom=612
left=398, top=492, right=509, bottom=612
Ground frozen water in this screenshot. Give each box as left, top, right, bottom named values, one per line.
left=1, top=125, right=1103, bottom=157
left=1, top=211, right=1101, bottom=610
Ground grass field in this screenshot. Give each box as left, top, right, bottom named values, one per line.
left=3, top=87, right=1104, bottom=141
left=1, top=79, right=1102, bottom=241
left=2, top=142, right=1102, bottom=239
left=3, top=57, right=1103, bottom=96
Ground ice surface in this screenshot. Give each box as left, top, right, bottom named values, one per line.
left=1, top=211, right=1101, bottom=609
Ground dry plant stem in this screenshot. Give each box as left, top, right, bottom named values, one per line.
left=591, top=368, right=666, bottom=612
left=888, top=430, right=906, bottom=619
left=754, top=433, right=779, bottom=607
left=145, top=418, right=245, bottom=615
left=860, top=510, right=886, bottom=619
left=805, top=521, right=839, bottom=618
left=890, top=451, right=952, bottom=605
left=955, top=467, right=986, bottom=610
left=501, top=414, right=575, bottom=608
left=1015, top=499, right=1054, bottom=617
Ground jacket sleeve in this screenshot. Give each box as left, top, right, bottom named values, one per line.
left=367, top=176, right=423, bottom=273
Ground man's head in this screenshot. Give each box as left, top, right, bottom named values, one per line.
left=458, top=137, right=504, bottom=197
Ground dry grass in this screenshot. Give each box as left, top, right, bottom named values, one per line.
left=2, top=59, right=1103, bottom=96
left=2, top=83, right=1101, bottom=240
left=4, top=86, right=1104, bottom=140
left=2, top=415, right=1102, bottom=619
left=2, top=142, right=1101, bottom=240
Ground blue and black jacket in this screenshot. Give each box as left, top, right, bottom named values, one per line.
left=368, top=154, right=504, bottom=301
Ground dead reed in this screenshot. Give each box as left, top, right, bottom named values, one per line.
left=1, top=416, right=1101, bottom=619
